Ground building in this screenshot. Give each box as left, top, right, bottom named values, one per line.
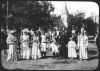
left=52, top=2, right=69, bottom=31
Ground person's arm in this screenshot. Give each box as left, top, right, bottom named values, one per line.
left=68, top=41, right=70, bottom=48
left=74, top=41, right=76, bottom=47
left=6, top=36, right=11, bottom=44
left=77, top=36, right=80, bottom=48
left=86, top=36, right=88, bottom=48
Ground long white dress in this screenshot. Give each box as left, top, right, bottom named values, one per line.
left=78, top=35, right=88, bottom=59
left=83, top=35, right=88, bottom=59
left=68, top=40, right=77, bottom=58
left=32, top=36, right=41, bottom=59
left=6, top=34, right=17, bottom=61
left=20, top=34, right=30, bottom=59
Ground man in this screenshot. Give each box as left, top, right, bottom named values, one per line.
left=41, top=31, right=47, bottom=58
left=1, top=28, right=7, bottom=55
left=50, top=34, right=59, bottom=58
left=6, top=30, right=17, bottom=61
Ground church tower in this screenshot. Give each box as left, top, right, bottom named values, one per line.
left=61, top=2, right=69, bottom=28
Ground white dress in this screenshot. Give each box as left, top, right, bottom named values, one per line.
left=68, top=40, right=77, bottom=58
left=78, top=35, right=88, bottom=59
left=32, top=36, right=41, bottom=59
left=83, top=35, right=88, bottom=59
left=20, top=34, right=30, bottom=59
left=6, top=34, right=17, bottom=61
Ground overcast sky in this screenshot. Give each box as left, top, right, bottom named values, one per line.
left=51, top=1, right=99, bottom=18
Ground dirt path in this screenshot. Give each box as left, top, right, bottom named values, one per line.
left=1, top=41, right=99, bottom=70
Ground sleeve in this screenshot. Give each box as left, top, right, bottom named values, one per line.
left=68, top=41, right=70, bottom=48
left=77, top=36, right=80, bottom=48
left=6, top=36, right=9, bottom=44
left=86, top=36, right=88, bottom=47
left=6, top=36, right=11, bottom=44
left=22, top=35, right=28, bottom=42
left=73, top=41, right=76, bottom=47
left=6, top=36, right=13, bottom=44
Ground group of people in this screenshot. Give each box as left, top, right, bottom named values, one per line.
left=6, top=27, right=88, bottom=62
left=6, top=28, right=60, bottom=61
left=68, top=28, right=88, bottom=60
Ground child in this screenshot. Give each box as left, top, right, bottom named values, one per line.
left=68, top=37, right=77, bottom=60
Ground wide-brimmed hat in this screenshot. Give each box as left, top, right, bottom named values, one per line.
left=9, top=30, right=16, bottom=34
left=22, top=28, right=29, bottom=33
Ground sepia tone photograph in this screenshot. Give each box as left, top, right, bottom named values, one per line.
left=1, top=1, right=99, bottom=70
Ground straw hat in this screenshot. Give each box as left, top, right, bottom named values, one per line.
left=8, top=30, right=16, bottom=35
left=22, top=28, right=29, bottom=33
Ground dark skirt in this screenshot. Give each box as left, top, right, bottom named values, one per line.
left=59, top=45, right=68, bottom=58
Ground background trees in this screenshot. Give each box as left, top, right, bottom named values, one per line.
left=85, top=17, right=97, bottom=35
left=1, top=1, right=55, bottom=32
left=67, top=11, right=97, bottom=36
left=1, top=1, right=98, bottom=36
left=67, top=12, right=85, bottom=34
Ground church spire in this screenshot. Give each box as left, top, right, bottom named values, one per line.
left=65, top=2, right=69, bottom=18
left=61, top=2, right=69, bottom=28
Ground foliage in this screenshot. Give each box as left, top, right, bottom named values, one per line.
left=2, top=1, right=55, bottom=32
left=67, top=12, right=85, bottom=34
left=67, top=11, right=97, bottom=35
left=85, top=17, right=97, bottom=35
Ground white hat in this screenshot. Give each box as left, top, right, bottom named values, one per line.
left=72, top=30, right=75, bottom=34
left=9, top=30, right=16, bottom=34
left=22, top=28, right=29, bottom=33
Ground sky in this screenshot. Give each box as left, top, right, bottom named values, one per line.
left=51, top=1, right=99, bottom=18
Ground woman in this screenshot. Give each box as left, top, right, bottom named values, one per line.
left=20, top=29, right=30, bottom=59
left=6, top=30, right=17, bottom=61
left=68, top=37, right=77, bottom=60
left=78, top=31, right=88, bottom=60
left=32, top=32, right=41, bottom=59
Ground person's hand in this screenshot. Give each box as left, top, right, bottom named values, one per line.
left=76, top=45, right=79, bottom=49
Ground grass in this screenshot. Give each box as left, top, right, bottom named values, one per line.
left=1, top=40, right=99, bottom=70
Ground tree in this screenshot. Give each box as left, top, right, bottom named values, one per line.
left=67, top=11, right=97, bottom=36
left=67, top=12, right=85, bottom=34
left=85, top=17, right=97, bottom=35
left=2, top=1, right=54, bottom=32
